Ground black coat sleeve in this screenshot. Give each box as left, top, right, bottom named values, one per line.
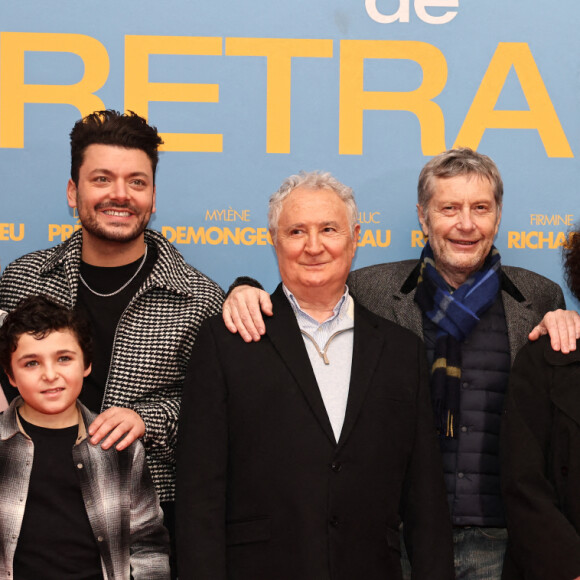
left=402, top=339, right=455, bottom=580
left=501, top=338, right=580, bottom=580
left=176, top=317, right=228, bottom=580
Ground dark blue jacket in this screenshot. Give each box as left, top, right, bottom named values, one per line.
left=424, top=296, right=510, bottom=526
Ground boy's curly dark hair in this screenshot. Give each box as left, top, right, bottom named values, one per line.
left=0, top=295, right=92, bottom=377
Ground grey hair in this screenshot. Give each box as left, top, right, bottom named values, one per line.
left=268, top=171, right=359, bottom=243
left=417, top=147, right=503, bottom=215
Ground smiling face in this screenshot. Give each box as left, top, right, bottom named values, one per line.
left=417, top=174, right=501, bottom=287
left=66, top=144, right=156, bottom=251
left=8, top=329, right=91, bottom=428
left=273, top=186, right=360, bottom=303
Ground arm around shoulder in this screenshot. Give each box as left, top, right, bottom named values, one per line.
left=527, top=275, right=579, bottom=352
left=222, top=283, right=273, bottom=342
left=512, top=268, right=578, bottom=352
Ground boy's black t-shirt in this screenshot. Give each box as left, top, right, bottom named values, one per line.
left=13, top=414, right=103, bottom=580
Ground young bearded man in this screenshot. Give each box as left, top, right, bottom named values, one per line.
left=0, top=110, right=225, bottom=577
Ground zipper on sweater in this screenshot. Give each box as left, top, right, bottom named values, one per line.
left=300, top=328, right=351, bottom=365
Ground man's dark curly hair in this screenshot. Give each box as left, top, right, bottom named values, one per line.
left=0, top=295, right=92, bottom=377
left=564, top=232, right=580, bottom=302
left=70, top=109, right=164, bottom=186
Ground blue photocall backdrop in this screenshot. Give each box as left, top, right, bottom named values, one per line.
left=0, top=1, right=578, bottom=304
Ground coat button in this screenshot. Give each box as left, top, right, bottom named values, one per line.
left=460, top=426, right=468, bottom=433
left=329, top=517, right=339, bottom=528
left=331, top=462, right=342, bottom=472
left=458, top=472, right=464, bottom=479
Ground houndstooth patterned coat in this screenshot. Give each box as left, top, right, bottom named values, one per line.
left=0, top=229, right=225, bottom=502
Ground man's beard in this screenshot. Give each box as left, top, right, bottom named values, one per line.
left=77, top=198, right=152, bottom=244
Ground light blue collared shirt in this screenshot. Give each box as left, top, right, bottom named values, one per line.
left=283, top=285, right=354, bottom=442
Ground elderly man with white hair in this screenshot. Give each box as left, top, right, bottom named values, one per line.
left=176, top=171, right=454, bottom=580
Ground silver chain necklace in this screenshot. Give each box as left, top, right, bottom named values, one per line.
left=79, top=245, right=148, bottom=298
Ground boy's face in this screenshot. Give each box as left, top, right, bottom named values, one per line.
left=8, top=329, right=91, bottom=428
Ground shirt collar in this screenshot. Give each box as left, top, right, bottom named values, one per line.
left=4, top=398, right=87, bottom=445
left=282, top=284, right=354, bottom=330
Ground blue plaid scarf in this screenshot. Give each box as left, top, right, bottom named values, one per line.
left=414, top=242, right=502, bottom=438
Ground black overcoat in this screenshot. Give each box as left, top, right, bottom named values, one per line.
left=502, top=336, right=580, bottom=580
left=176, top=284, right=454, bottom=580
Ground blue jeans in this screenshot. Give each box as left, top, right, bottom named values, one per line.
left=401, top=526, right=507, bottom=579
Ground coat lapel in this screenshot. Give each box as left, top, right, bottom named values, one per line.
left=501, top=272, right=539, bottom=365
left=337, top=303, right=384, bottom=449
left=391, top=263, right=423, bottom=339
left=267, top=286, right=336, bottom=445
left=389, top=263, right=542, bottom=353
left=392, top=287, right=423, bottom=339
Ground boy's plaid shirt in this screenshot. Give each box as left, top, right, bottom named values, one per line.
left=0, top=398, right=170, bottom=579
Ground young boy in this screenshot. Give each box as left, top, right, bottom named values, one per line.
left=0, top=295, right=169, bottom=579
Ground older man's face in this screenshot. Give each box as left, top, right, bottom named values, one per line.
left=274, top=186, right=359, bottom=298
left=417, top=174, right=501, bottom=288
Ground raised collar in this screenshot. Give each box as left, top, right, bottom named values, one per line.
left=0, top=397, right=90, bottom=446
left=400, top=260, right=525, bottom=302
left=282, top=284, right=353, bottom=325
left=41, top=229, right=197, bottom=298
